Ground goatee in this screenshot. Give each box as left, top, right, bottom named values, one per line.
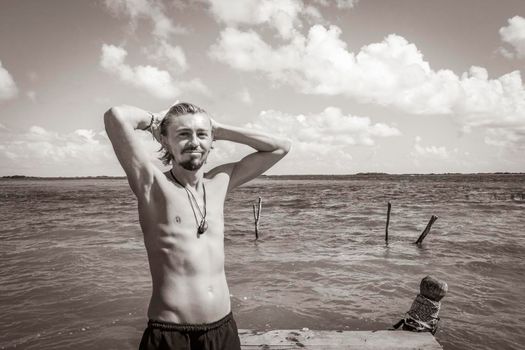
left=179, top=152, right=208, bottom=170
left=180, top=159, right=204, bottom=171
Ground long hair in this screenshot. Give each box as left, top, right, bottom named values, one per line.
left=158, top=102, right=208, bottom=165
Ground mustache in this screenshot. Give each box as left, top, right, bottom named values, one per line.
left=182, top=146, right=204, bottom=153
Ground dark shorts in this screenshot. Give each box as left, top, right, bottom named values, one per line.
left=139, top=312, right=241, bottom=350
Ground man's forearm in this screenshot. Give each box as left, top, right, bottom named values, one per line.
left=213, top=122, right=291, bottom=153
left=105, top=105, right=156, bottom=131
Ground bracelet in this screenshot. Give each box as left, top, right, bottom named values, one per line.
left=144, top=113, right=155, bottom=130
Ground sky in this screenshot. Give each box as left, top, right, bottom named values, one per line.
left=0, top=0, right=524, bottom=176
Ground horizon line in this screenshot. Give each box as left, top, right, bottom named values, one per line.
left=2, top=172, right=524, bottom=179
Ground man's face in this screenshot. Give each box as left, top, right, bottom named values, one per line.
left=163, top=113, right=213, bottom=171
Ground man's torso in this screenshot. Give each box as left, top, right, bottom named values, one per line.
left=137, top=169, right=232, bottom=324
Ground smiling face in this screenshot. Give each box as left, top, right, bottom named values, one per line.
left=162, top=112, right=213, bottom=171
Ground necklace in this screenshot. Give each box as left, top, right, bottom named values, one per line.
left=170, top=169, right=208, bottom=234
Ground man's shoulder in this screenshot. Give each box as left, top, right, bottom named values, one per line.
left=204, top=168, right=233, bottom=195
left=204, top=169, right=230, bottom=185
left=204, top=163, right=234, bottom=181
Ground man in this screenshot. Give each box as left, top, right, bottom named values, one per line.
left=104, top=102, right=291, bottom=350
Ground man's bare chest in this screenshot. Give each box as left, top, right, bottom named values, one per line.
left=144, top=183, right=225, bottom=237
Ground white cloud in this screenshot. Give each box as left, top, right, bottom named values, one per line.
left=483, top=128, right=525, bottom=150
left=104, top=0, right=186, bottom=39
left=206, top=106, right=400, bottom=173
left=335, top=0, right=358, bottom=9
left=248, top=106, right=399, bottom=153
left=0, top=125, right=165, bottom=175
left=100, top=44, right=178, bottom=98
left=413, top=137, right=449, bottom=159
left=499, top=16, right=525, bottom=59
left=100, top=44, right=208, bottom=98
left=314, top=0, right=359, bottom=9
left=0, top=126, right=113, bottom=165
left=454, top=68, right=525, bottom=130
left=104, top=0, right=189, bottom=74
left=236, top=107, right=398, bottom=173
left=0, top=61, right=18, bottom=101
left=146, top=41, right=188, bottom=73
left=209, top=26, right=315, bottom=89
left=207, top=0, right=314, bottom=39
left=101, top=2, right=210, bottom=98
left=210, top=25, right=525, bottom=148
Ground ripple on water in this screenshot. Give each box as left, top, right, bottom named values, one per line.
left=1, top=175, right=524, bottom=350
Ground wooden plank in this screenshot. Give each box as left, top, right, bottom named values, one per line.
left=239, top=329, right=443, bottom=350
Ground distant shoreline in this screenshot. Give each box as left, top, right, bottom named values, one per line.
left=2, top=172, right=524, bottom=180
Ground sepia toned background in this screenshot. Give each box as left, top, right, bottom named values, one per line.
left=0, top=0, right=524, bottom=177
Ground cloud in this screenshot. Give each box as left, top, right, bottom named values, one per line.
left=205, top=0, right=359, bottom=40
left=483, top=128, right=525, bottom=150
left=0, top=126, right=113, bottom=167
left=239, top=107, right=399, bottom=173
left=455, top=68, right=525, bottom=131
left=146, top=40, right=188, bottom=73
left=206, top=106, right=400, bottom=173
left=499, top=16, right=525, bottom=59
left=0, top=124, right=166, bottom=176
left=104, top=0, right=186, bottom=39
left=248, top=106, right=399, bottom=155
left=314, top=0, right=359, bottom=9
left=101, top=2, right=211, bottom=97
left=0, top=61, right=18, bottom=101
left=104, top=0, right=189, bottom=74
left=207, top=0, right=319, bottom=39
left=210, top=25, right=525, bottom=148
left=413, top=136, right=449, bottom=159
left=100, top=44, right=209, bottom=98
left=335, top=0, right=358, bottom=8
left=206, top=0, right=357, bottom=38
left=100, top=44, right=179, bottom=98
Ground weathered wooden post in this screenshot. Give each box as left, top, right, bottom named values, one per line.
left=414, top=215, right=438, bottom=244
left=393, top=275, right=448, bottom=334
left=253, top=197, right=262, bottom=240
left=385, top=202, right=392, bottom=244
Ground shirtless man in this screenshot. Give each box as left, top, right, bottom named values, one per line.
left=104, top=102, right=291, bottom=350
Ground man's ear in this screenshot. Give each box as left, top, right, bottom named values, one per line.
left=159, top=134, right=169, bottom=150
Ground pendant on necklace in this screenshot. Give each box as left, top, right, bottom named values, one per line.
left=198, top=219, right=208, bottom=234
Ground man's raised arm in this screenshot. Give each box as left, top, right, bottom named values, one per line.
left=208, top=121, right=292, bottom=191
left=104, top=105, right=164, bottom=197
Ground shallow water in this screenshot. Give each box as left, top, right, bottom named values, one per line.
left=1, top=174, right=524, bottom=349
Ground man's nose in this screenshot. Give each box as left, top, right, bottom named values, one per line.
left=188, top=133, right=199, bottom=146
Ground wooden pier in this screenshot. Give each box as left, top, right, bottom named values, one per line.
left=239, top=329, right=443, bottom=349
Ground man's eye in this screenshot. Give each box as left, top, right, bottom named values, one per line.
left=198, top=133, right=209, bottom=138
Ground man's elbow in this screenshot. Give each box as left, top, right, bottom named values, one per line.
left=277, top=138, right=292, bottom=155
left=103, top=106, right=124, bottom=131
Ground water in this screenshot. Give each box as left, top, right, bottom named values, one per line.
left=1, top=174, right=524, bottom=350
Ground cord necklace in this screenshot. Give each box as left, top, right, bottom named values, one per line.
left=170, top=169, right=208, bottom=234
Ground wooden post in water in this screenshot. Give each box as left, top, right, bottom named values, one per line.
left=253, top=197, right=262, bottom=240
left=385, top=202, right=392, bottom=244
left=414, top=215, right=438, bottom=244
